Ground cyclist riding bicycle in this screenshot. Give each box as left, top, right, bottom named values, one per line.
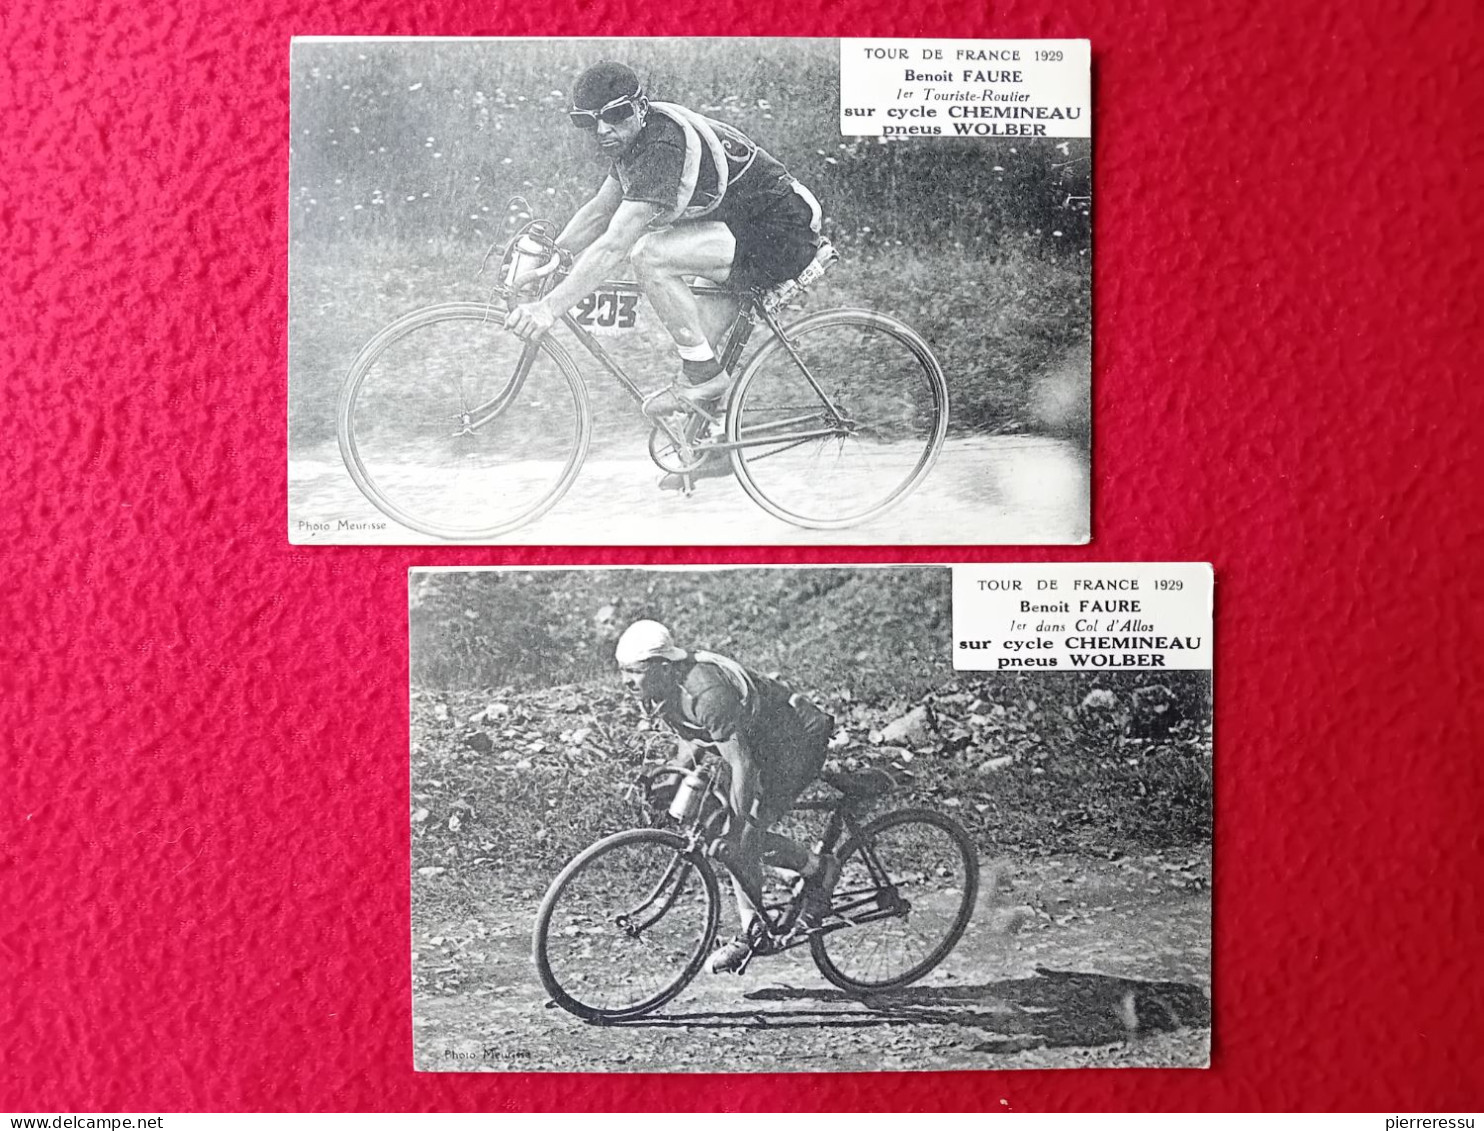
left=615, top=618, right=840, bottom=974
left=504, top=61, right=830, bottom=491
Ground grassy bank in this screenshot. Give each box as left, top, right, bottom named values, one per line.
left=408, top=569, right=1213, bottom=893
left=409, top=676, right=1212, bottom=889
left=289, top=39, right=1090, bottom=253
left=289, top=235, right=1089, bottom=451
left=289, top=39, right=1091, bottom=452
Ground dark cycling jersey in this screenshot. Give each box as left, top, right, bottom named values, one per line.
left=658, top=658, right=832, bottom=782
left=611, top=113, right=796, bottom=227
left=609, top=111, right=820, bottom=288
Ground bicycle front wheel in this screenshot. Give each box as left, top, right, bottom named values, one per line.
left=337, top=302, right=591, bottom=540
left=726, top=309, right=948, bottom=529
left=533, top=829, right=720, bottom=1024
left=811, top=808, right=979, bottom=994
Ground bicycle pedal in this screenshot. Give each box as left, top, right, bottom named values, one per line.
left=773, top=923, right=810, bottom=946
left=656, top=469, right=696, bottom=494
left=718, top=941, right=763, bottom=977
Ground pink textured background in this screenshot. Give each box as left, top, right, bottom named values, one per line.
left=3, top=0, right=1481, bottom=1113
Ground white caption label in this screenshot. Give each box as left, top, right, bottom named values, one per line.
left=840, top=39, right=1091, bottom=139
left=952, top=564, right=1213, bottom=672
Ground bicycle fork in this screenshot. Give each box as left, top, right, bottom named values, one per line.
left=613, top=851, right=693, bottom=939
left=446, top=340, right=543, bottom=437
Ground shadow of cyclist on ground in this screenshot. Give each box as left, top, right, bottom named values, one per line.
left=624, top=966, right=1208, bottom=1052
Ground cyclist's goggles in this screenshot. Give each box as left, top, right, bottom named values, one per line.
left=568, top=96, right=640, bottom=130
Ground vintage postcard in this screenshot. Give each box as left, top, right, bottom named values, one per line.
left=409, top=564, right=1212, bottom=1071
left=288, top=38, right=1091, bottom=544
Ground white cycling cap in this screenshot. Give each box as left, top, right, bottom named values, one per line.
left=615, top=619, right=687, bottom=665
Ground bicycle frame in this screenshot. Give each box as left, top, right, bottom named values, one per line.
left=559, top=280, right=758, bottom=403
left=641, top=760, right=907, bottom=957
left=479, top=278, right=855, bottom=458
left=763, top=792, right=910, bottom=948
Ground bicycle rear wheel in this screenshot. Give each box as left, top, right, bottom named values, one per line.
left=337, top=302, right=591, bottom=540
left=810, top=808, right=978, bottom=993
left=726, top=309, right=948, bottom=530
left=533, top=829, right=720, bottom=1023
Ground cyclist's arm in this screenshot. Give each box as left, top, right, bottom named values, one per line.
left=556, top=176, right=623, bottom=254
left=534, top=199, right=659, bottom=317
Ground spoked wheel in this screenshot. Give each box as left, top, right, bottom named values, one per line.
left=533, top=829, right=721, bottom=1024
left=337, top=302, right=591, bottom=540
left=810, top=808, right=978, bottom=994
left=726, top=309, right=949, bottom=530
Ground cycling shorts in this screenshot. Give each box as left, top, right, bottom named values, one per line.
left=725, top=182, right=822, bottom=291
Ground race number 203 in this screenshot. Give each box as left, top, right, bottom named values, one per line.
left=572, top=288, right=639, bottom=334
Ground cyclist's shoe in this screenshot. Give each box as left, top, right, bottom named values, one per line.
left=797, top=857, right=843, bottom=929
left=657, top=452, right=733, bottom=493
left=642, top=361, right=736, bottom=420
left=675, top=361, right=735, bottom=407
left=706, top=922, right=765, bottom=975
left=705, top=935, right=753, bottom=975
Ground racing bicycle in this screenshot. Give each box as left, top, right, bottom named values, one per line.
left=532, top=759, right=979, bottom=1024
left=336, top=201, right=950, bottom=540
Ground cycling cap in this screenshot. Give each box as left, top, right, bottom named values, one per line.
left=615, top=619, right=686, bottom=666
left=572, top=61, right=643, bottom=111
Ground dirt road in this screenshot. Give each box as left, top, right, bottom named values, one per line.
left=412, top=852, right=1209, bottom=1073
left=289, top=435, right=1088, bottom=545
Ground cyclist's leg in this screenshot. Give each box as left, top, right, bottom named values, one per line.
left=725, top=844, right=767, bottom=934
left=723, top=744, right=826, bottom=933
left=755, top=728, right=832, bottom=880
left=707, top=830, right=769, bottom=973
left=711, top=734, right=831, bottom=971
left=718, top=809, right=805, bottom=941
left=629, top=224, right=738, bottom=376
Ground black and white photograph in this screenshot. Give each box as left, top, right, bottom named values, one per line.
left=409, top=566, right=1211, bottom=1071
left=288, top=38, right=1091, bottom=544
